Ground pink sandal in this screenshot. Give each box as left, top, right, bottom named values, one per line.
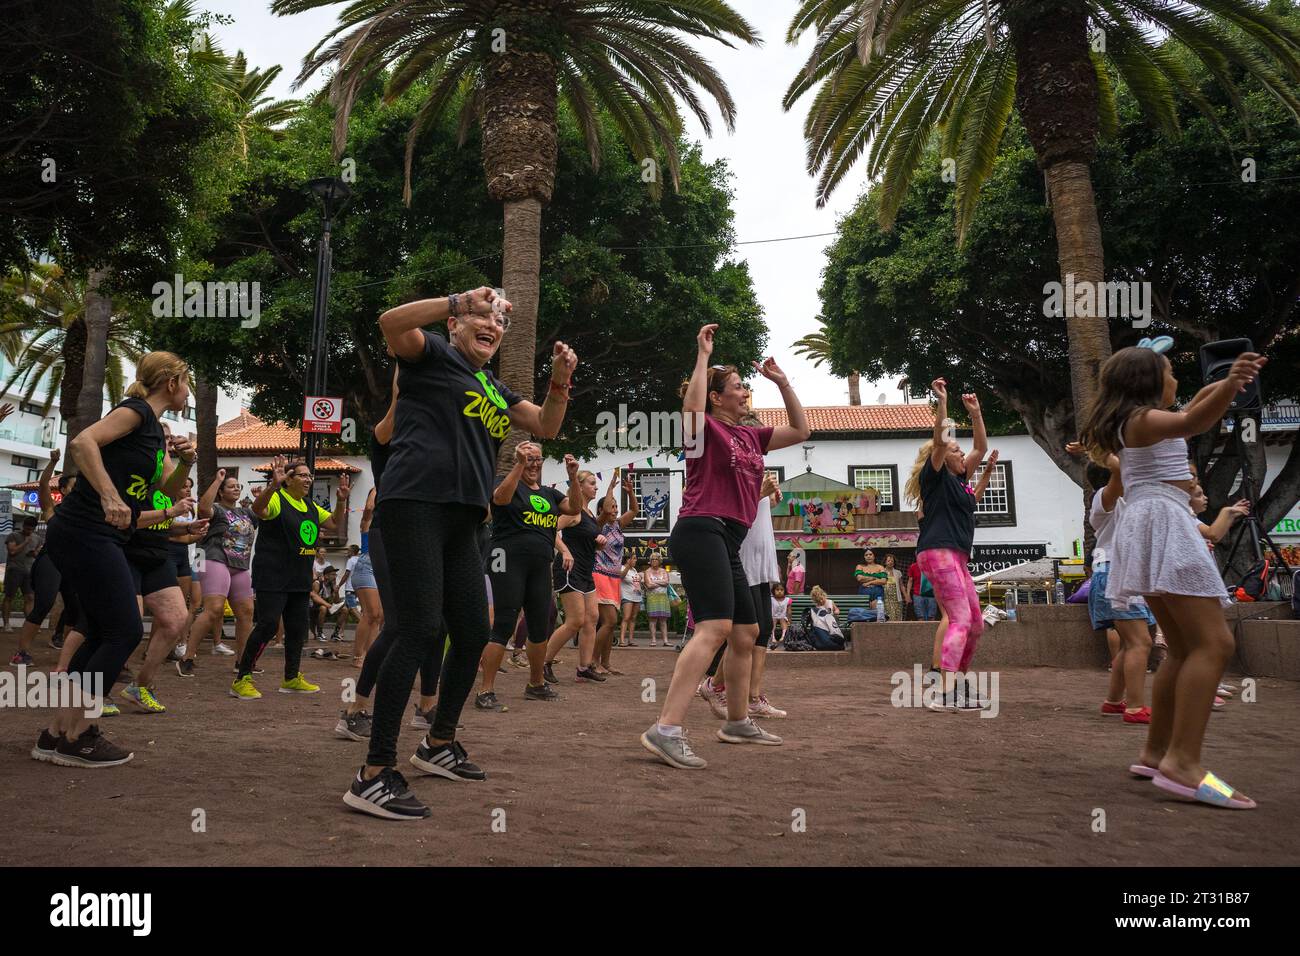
left=1152, top=771, right=1256, bottom=810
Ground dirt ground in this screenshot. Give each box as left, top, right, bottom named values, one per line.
left=1, top=629, right=1297, bottom=867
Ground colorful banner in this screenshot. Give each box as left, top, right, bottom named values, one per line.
left=639, top=471, right=670, bottom=532
left=774, top=531, right=919, bottom=550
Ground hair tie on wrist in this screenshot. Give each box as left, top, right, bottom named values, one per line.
left=1137, top=336, right=1173, bottom=354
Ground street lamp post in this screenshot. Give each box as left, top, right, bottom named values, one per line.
left=302, top=177, right=353, bottom=473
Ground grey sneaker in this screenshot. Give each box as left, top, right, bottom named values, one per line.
left=717, top=718, right=782, bottom=746
left=475, top=691, right=503, bottom=711
left=410, top=705, right=432, bottom=729
left=640, top=724, right=707, bottom=770
left=335, top=709, right=371, bottom=741
left=525, top=682, right=559, bottom=701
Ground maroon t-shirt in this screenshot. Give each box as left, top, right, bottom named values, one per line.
left=679, top=415, right=774, bottom=527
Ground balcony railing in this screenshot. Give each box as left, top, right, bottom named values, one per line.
left=0, top=424, right=54, bottom=448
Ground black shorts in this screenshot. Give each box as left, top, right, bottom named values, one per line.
left=553, top=560, right=595, bottom=595
left=3, top=566, right=32, bottom=597
left=130, top=556, right=179, bottom=597
left=170, top=542, right=192, bottom=579
left=669, top=516, right=755, bottom=625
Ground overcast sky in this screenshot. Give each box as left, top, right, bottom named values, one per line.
left=203, top=0, right=896, bottom=407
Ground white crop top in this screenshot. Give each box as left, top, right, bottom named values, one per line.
left=1117, top=413, right=1192, bottom=485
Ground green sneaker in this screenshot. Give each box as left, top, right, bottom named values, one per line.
left=121, top=684, right=166, bottom=714
left=230, top=675, right=262, bottom=700
left=279, top=673, right=320, bottom=694
left=100, top=699, right=120, bottom=718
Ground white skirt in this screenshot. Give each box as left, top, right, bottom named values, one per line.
left=1105, top=481, right=1230, bottom=609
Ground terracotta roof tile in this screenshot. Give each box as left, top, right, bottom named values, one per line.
left=250, top=458, right=360, bottom=474
left=755, top=404, right=933, bottom=433
left=217, top=410, right=328, bottom=455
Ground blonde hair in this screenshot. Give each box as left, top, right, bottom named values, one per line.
left=126, top=351, right=188, bottom=400
left=904, top=441, right=936, bottom=509
left=810, top=585, right=828, bottom=605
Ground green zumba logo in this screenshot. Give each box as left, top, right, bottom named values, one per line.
left=152, top=490, right=172, bottom=511
left=151, top=447, right=165, bottom=484
left=475, top=371, right=508, bottom=409
left=529, top=494, right=551, bottom=513
left=299, top=521, right=318, bottom=546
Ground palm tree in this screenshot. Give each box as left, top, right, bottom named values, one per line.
left=0, top=263, right=144, bottom=434
left=188, top=39, right=300, bottom=489
left=784, top=0, right=1300, bottom=419
left=793, top=328, right=862, bottom=404
left=271, top=0, right=759, bottom=459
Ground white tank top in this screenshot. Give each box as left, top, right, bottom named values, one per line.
left=1118, top=413, right=1192, bottom=485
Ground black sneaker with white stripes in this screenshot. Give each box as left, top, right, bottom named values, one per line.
left=342, top=767, right=430, bottom=821
left=409, top=738, right=486, bottom=781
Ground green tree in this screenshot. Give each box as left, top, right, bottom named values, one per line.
left=0, top=263, right=145, bottom=422
left=144, top=82, right=765, bottom=457
left=784, top=0, right=1300, bottom=429
left=816, top=71, right=1300, bottom=573
left=792, top=328, right=862, bottom=404
left=270, top=0, right=760, bottom=463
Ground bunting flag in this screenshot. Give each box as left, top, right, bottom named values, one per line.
left=596, top=472, right=603, bottom=480
left=676, top=451, right=686, bottom=462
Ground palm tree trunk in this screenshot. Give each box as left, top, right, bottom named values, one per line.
left=195, top=376, right=220, bottom=490
left=68, top=267, right=111, bottom=456
left=1008, top=1, right=1111, bottom=421
left=847, top=372, right=861, bottom=405
left=481, top=47, right=557, bottom=475
left=496, top=196, right=543, bottom=475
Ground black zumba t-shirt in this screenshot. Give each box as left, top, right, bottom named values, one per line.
left=55, top=397, right=166, bottom=541
left=379, top=330, right=522, bottom=512
left=916, top=459, right=977, bottom=556
left=251, top=489, right=331, bottom=592
left=491, top=480, right=566, bottom=559
left=123, top=489, right=175, bottom=565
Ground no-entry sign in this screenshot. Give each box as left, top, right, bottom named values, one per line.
left=303, top=396, right=343, bottom=434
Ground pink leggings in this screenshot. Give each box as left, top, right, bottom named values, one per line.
left=200, top=562, right=254, bottom=603
left=916, top=548, right=983, bottom=672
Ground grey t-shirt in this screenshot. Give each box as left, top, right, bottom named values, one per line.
left=5, top=532, right=40, bottom=572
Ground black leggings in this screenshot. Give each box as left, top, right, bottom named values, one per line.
left=25, top=551, right=63, bottom=627
left=356, top=521, right=441, bottom=700
left=45, top=522, right=142, bottom=698
left=707, top=582, right=773, bottom=678
left=669, top=516, right=755, bottom=624
left=487, top=544, right=553, bottom=646
left=367, top=500, right=488, bottom=767
left=237, top=590, right=308, bottom=681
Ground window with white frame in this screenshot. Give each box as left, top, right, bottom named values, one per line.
left=848, top=465, right=897, bottom=508
left=622, top=469, right=670, bottom=532
left=972, top=460, right=1016, bottom=526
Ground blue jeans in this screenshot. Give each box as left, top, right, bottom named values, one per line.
left=912, top=596, right=938, bottom=620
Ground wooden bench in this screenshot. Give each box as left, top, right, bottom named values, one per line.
left=788, top=593, right=883, bottom=628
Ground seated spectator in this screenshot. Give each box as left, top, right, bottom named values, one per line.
left=806, top=586, right=845, bottom=650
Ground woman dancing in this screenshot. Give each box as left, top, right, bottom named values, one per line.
left=902, top=378, right=988, bottom=711
left=344, top=286, right=576, bottom=820
left=640, top=324, right=809, bottom=770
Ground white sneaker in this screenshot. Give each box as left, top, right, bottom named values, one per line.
left=330, top=602, right=345, bottom=614
left=696, top=678, right=728, bottom=720
left=213, top=642, right=235, bottom=656
left=749, top=695, right=787, bottom=719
